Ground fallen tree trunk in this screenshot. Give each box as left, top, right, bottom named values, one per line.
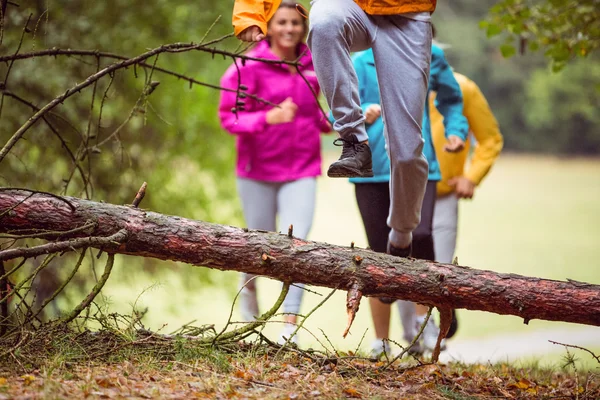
left=1, top=189, right=599, bottom=327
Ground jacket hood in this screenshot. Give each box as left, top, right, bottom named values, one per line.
left=246, top=40, right=313, bottom=71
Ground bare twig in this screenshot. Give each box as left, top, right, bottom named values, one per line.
left=0, top=192, right=34, bottom=219
left=275, top=288, right=337, bottom=359
left=0, top=0, right=7, bottom=46
left=0, top=47, right=283, bottom=102
left=0, top=13, right=32, bottom=119
left=0, top=221, right=96, bottom=240
left=0, top=188, right=75, bottom=212
left=296, top=67, right=330, bottom=124
left=93, top=81, right=160, bottom=149
left=23, top=248, right=88, bottom=326
left=550, top=340, right=600, bottom=364
left=197, top=15, right=221, bottom=45
left=0, top=90, right=91, bottom=197
left=204, top=282, right=290, bottom=346
left=131, top=182, right=147, bottom=208
left=0, top=258, right=25, bottom=285
left=381, top=307, right=434, bottom=370
left=0, top=261, right=7, bottom=335
left=0, top=253, right=56, bottom=307
left=343, top=282, right=362, bottom=338
left=0, top=330, right=29, bottom=359
left=61, top=253, right=115, bottom=324
left=0, top=229, right=128, bottom=262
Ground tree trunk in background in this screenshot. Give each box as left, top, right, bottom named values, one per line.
left=1, top=190, right=599, bottom=327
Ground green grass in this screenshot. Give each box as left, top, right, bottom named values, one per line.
left=99, top=152, right=600, bottom=370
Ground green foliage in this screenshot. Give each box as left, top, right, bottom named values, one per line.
left=0, top=1, right=247, bottom=295
left=0, top=0, right=243, bottom=225
left=523, top=59, right=600, bottom=154
left=483, top=0, right=600, bottom=71
left=433, top=0, right=599, bottom=155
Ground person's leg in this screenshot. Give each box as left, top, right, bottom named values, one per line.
left=432, top=194, right=459, bottom=264
left=370, top=16, right=432, bottom=250
left=307, top=0, right=376, bottom=178
left=236, top=178, right=278, bottom=321
left=412, top=180, right=437, bottom=262
left=355, top=182, right=393, bottom=355
left=399, top=180, right=444, bottom=352
left=432, top=193, right=460, bottom=338
left=397, top=299, right=417, bottom=343
left=396, top=180, right=437, bottom=344
left=277, top=177, right=317, bottom=331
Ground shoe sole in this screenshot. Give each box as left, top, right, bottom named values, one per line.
left=327, top=165, right=374, bottom=178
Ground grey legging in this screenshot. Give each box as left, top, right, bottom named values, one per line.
left=237, top=177, right=317, bottom=318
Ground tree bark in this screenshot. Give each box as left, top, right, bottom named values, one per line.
left=1, top=189, right=599, bottom=327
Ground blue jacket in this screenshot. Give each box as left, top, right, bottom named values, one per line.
left=349, top=45, right=468, bottom=183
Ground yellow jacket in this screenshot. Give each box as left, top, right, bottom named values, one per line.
left=431, top=73, right=504, bottom=197
left=232, top=0, right=437, bottom=36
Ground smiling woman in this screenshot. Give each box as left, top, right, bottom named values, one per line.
left=218, top=0, right=332, bottom=345
left=266, top=1, right=309, bottom=61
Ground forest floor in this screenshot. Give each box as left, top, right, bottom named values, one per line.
left=0, top=324, right=598, bottom=400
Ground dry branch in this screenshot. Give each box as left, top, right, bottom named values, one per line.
left=0, top=189, right=599, bottom=329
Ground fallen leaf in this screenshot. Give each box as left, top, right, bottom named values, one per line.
left=21, top=374, right=35, bottom=386
left=508, top=378, right=533, bottom=390
left=95, top=376, right=113, bottom=388
left=234, top=370, right=253, bottom=381
left=343, top=387, right=362, bottom=398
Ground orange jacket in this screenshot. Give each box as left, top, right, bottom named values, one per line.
left=232, top=0, right=436, bottom=36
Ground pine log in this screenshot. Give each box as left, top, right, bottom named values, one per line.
left=0, top=189, right=599, bottom=327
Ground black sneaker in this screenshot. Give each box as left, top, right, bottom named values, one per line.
left=327, top=136, right=373, bottom=178
left=379, top=242, right=412, bottom=304
left=387, top=241, right=412, bottom=258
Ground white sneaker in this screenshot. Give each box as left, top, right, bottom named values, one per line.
left=278, top=324, right=298, bottom=345
left=369, top=339, right=391, bottom=359
left=417, top=317, right=446, bottom=353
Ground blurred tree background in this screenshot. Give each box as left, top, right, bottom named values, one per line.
left=0, top=0, right=598, bottom=318
left=0, top=0, right=249, bottom=310
left=433, top=0, right=600, bottom=154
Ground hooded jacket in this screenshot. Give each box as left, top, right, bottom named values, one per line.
left=431, top=73, right=504, bottom=196
left=219, top=40, right=330, bottom=182
left=232, top=0, right=437, bottom=37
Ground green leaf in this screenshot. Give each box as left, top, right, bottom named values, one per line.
left=486, top=23, right=503, bottom=38
left=500, top=43, right=517, bottom=58
left=551, top=60, right=567, bottom=72
left=528, top=40, right=540, bottom=52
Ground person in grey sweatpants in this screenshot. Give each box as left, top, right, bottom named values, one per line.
left=307, top=0, right=437, bottom=252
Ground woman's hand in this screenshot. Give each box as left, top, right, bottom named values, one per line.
left=266, top=97, right=298, bottom=125
left=448, top=176, right=475, bottom=199
left=237, top=25, right=265, bottom=42
left=444, top=135, right=465, bottom=153
left=364, top=104, right=381, bottom=124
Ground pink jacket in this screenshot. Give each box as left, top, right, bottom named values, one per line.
left=219, top=40, right=330, bottom=182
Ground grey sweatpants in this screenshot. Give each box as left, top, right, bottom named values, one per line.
left=307, top=0, right=431, bottom=236
left=236, top=177, right=316, bottom=319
